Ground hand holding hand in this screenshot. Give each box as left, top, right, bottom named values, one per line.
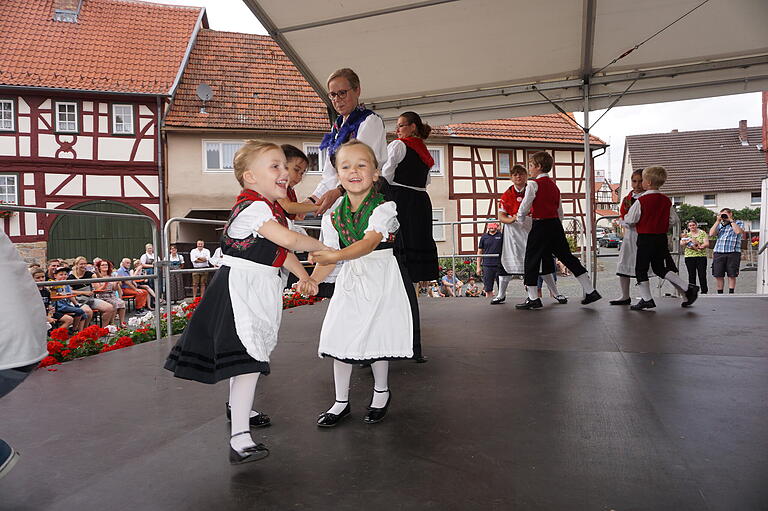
left=315, top=188, right=343, bottom=215
left=297, top=278, right=319, bottom=297
left=310, top=249, right=340, bottom=266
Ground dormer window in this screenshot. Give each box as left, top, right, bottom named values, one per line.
left=53, top=0, right=82, bottom=23
left=55, top=101, right=78, bottom=133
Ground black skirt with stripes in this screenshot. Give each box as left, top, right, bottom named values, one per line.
left=164, top=266, right=270, bottom=384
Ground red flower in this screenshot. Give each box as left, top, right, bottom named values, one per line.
left=463, top=260, right=471, bottom=265
left=50, top=327, right=70, bottom=341
left=61, top=349, right=72, bottom=358
left=38, top=355, right=60, bottom=368
left=47, top=340, right=65, bottom=355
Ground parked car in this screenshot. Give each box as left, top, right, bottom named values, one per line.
left=596, top=228, right=607, bottom=239
left=598, top=233, right=622, bottom=248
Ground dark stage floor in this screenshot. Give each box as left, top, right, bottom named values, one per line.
left=1, top=295, right=767, bottom=511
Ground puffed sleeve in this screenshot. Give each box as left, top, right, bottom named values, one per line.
left=381, top=140, right=406, bottom=185
left=320, top=197, right=344, bottom=250
left=365, top=201, right=400, bottom=237
left=226, top=201, right=276, bottom=239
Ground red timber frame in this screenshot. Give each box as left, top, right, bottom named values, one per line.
left=0, top=92, right=161, bottom=242
left=448, top=144, right=589, bottom=254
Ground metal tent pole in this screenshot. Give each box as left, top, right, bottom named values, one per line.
left=582, top=83, right=596, bottom=286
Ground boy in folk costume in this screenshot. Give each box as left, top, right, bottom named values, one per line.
left=307, top=140, right=415, bottom=427
left=165, top=141, right=328, bottom=465
left=623, top=166, right=699, bottom=310
left=515, top=151, right=601, bottom=309
left=495, top=164, right=567, bottom=305
left=610, top=169, right=645, bottom=305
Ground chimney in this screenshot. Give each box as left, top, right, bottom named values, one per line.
left=671, top=129, right=678, bottom=133
left=53, top=0, right=83, bottom=23
left=738, top=120, right=748, bottom=146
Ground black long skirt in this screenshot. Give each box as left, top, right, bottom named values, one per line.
left=389, top=185, right=439, bottom=282
left=164, top=266, right=270, bottom=384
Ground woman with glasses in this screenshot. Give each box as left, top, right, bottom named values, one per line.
left=310, top=68, right=388, bottom=215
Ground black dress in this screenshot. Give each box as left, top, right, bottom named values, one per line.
left=164, top=198, right=287, bottom=384
left=385, top=140, right=439, bottom=282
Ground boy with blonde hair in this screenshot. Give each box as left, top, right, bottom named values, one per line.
left=624, top=166, right=698, bottom=309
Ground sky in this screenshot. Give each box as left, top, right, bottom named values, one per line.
left=148, top=0, right=763, bottom=182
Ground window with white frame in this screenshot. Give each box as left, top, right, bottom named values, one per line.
left=0, top=100, right=14, bottom=131
left=0, top=174, right=18, bottom=204
left=703, top=194, right=716, bottom=206
left=204, top=141, right=244, bottom=172
left=112, top=104, right=134, bottom=134
left=671, top=196, right=684, bottom=206
left=56, top=102, right=78, bottom=132
left=427, top=146, right=444, bottom=176
left=751, top=191, right=761, bottom=205
left=432, top=208, right=445, bottom=241
left=304, top=143, right=326, bottom=174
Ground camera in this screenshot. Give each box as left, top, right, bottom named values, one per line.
left=721, top=213, right=729, bottom=220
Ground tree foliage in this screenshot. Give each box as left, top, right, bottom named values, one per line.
left=676, top=204, right=717, bottom=228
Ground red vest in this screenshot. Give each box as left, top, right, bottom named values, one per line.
left=499, top=186, right=525, bottom=216
left=530, top=175, right=560, bottom=219
left=619, top=192, right=635, bottom=219
left=636, top=193, right=672, bottom=234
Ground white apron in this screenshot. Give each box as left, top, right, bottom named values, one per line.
left=500, top=218, right=531, bottom=274
left=319, top=249, right=413, bottom=360
left=223, top=254, right=283, bottom=363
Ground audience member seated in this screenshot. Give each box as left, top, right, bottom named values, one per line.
left=116, top=258, right=149, bottom=313
left=69, top=256, right=116, bottom=326
left=132, top=259, right=156, bottom=308
left=464, top=277, right=482, bottom=297
left=428, top=281, right=445, bottom=298
left=93, top=259, right=126, bottom=326
left=441, top=269, right=464, bottom=297
left=50, top=266, right=91, bottom=332
left=31, top=268, right=73, bottom=332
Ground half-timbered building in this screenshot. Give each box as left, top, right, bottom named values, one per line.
left=0, top=0, right=204, bottom=263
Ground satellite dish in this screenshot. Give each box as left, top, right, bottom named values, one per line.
left=196, top=83, right=213, bottom=101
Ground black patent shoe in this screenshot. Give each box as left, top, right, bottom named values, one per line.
left=609, top=298, right=631, bottom=305
left=581, top=290, right=602, bottom=305
left=515, top=298, right=542, bottom=310
left=226, top=402, right=272, bottom=428
left=490, top=296, right=505, bottom=305
left=414, top=355, right=428, bottom=364
left=317, top=401, right=351, bottom=428
left=682, top=284, right=699, bottom=308
left=630, top=298, right=656, bottom=310
left=364, top=389, right=391, bottom=424
left=229, top=432, right=269, bottom=465
left=554, top=294, right=568, bottom=304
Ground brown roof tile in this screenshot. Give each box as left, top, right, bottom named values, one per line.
left=625, top=127, right=768, bottom=195
left=0, top=0, right=202, bottom=95
left=431, top=114, right=605, bottom=146
left=164, top=30, right=329, bottom=132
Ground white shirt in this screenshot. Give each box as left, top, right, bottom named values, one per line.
left=312, top=113, right=388, bottom=198
left=516, top=173, right=563, bottom=222
left=623, top=190, right=679, bottom=227
left=189, top=247, right=211, bottom=268
left=140, top=252, right=155, bottom=265
left=380, top=139, right=431, bottom=190
left=210, top=247, right=223, bottom=268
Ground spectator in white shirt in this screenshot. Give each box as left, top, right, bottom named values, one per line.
left=189, top=240, right=211, bottom=300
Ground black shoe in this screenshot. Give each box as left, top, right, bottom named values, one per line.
left=682, top=285, right=699, bottom=308
left=515, top=298, right=542, bottom=310
left=317, top=401, right=351, bottom=427
left=0, top=439, right=20, bottom=481
left=364, top=390, right=391, bottom=424
left=630, top=298, right=656, bottom=310
left=554, top=294, right=568, bottom=304
left=490, top=296, right=505, bottom=305
left=226, top=402, right=271, bottom=428
left=609, top=298, right=631, bottom=305
left=229, top=432, right=269, bottom=465
left=581, top=290, right=602, bottom=305
left=414, top=356, right=428, bottom=364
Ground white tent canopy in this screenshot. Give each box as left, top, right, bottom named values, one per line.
left=243, top=0, right=768, bottom=127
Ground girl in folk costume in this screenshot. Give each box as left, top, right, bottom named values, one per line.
left=164, top=141, right=327, bottom=465
left=308, top=140, right=414, bottom=427
left=381, top=111, right=437, bottom=362
left=610, top=169, right=645, bottom=305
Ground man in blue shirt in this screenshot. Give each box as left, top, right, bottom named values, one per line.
left=476, top=223, right=504, bottom=299
left=708, top=208, right=745, bottom=294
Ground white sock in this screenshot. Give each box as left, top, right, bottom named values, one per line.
left=229, top=373, right=260, bottom=452
left=617, top=276, right=630, bottom=300
left=370, top=361, right=390, bottom=408
left=229, top=378, right=261, bottom=418
left=527, top=285, right=538, bottom=300
left=541, top=273, right=560, bottom=297
left=664, top=272, right=687, bottom=293
left=497, top=276, right=511, bottom=299
left=638, top=281, right=652, bottom=301
left=576, top=273, right=595, bottom=295
left=327, top=360, right=353, bottom=415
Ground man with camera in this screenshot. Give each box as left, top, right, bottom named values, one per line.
left=708, top=208, right=745, bottom=294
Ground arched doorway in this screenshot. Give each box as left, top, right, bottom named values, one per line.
left=47, top=201, right=154, bottom=265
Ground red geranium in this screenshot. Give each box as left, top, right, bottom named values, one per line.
left=50, top=327, right=70, bottom=341
left=47, top=340, right=65, bottom=355
left=38, top=355, right=60, bottom=368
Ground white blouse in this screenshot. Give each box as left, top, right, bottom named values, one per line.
left=320, top=197, right=400, bottom=250
left=227, top=201, right=277, bottom=239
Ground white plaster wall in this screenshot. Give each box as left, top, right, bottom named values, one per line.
left=18, top=98, right=30, bottom=114
left=0, top=136, right=15, bottom=156
left=18, top=136, right=30, bottom=157
left=85, top=175, right=122, bottom=197
left=98, top=138, right=134, bottom=161
left=38, top=134, right=59, bottom=158
left=134, top=138, right=154, bottom=162
left=18, top=117, right=30, bottom=133
left=74, top=136, right=92, bottom=160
